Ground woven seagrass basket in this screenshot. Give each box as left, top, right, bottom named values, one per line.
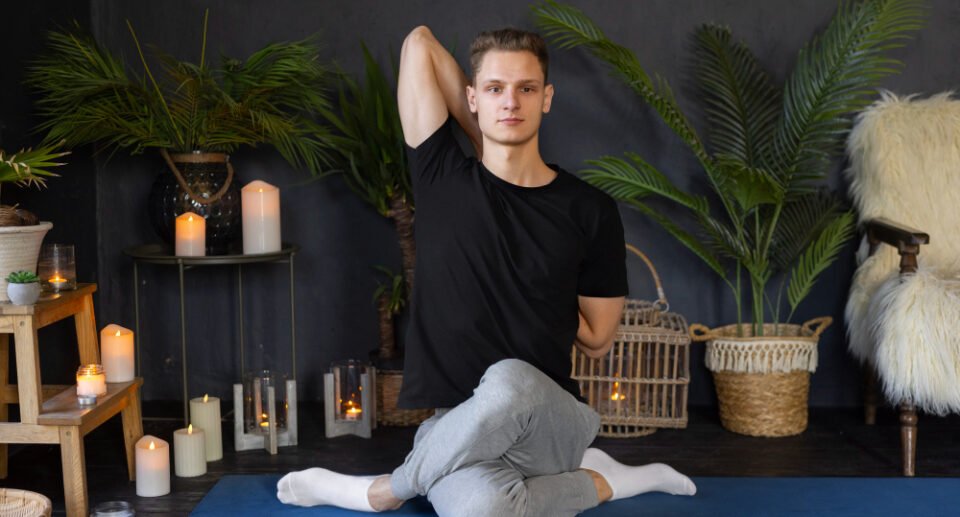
left=690, top=317, right=832, bottom=437
left=571, top=245, right=691, bottom=438
left=0, top=488, right=52, bottom=517
left=376, top=369, right=434, bottom=426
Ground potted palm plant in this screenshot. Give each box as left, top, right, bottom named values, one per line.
left=533, top=0, right=924, bottom=436
left=318, top=46, right=427, bottom=425
left=0, top=141, right=67, bottom=302
left=27, top=13, right=335, bottom=254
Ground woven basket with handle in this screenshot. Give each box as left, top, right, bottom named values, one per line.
left=0, top=488, right=52, bottom=517
left=571, top=244, right=691, bottom=438
left=690, top=317, right=832, bottom=437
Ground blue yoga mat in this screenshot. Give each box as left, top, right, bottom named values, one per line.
left=190, top=474, right=960, bottom=516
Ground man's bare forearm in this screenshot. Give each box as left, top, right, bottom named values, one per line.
left=401, top=26, right=482, bottom=154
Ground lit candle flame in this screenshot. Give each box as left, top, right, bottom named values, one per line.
left=149, top=441, right=156, bottom=450
left=188, top=215, right=194, bottom=222
left=115, top=329, right=122, bottom=337
left=188, top=424, right=193, bottom=434
left=203, top=394, right=209, bottom=403
left=610, top=382, right=625, bottom=401
left=49, top=275, right=67, bottom=284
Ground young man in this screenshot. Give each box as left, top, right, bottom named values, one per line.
left=277, top=26, right=696, bottom=516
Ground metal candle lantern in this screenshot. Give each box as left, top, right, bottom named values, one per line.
left=233, top=369, right=297, bottom=454
left=324, top=360, right=375, bottom=438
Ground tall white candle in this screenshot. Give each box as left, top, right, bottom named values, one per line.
left=174, top=424, right=207, bottom=477
left=189, top=394, right=223, bottom=461
left=76, top=365, right=107, bottom=397
left=135, top=435, right=170, bottom=497
left=175, top=212, right=206, bottom=256
left=101, top=324, right=135, bottom=383
left=241, top=180, right=281, bottom=254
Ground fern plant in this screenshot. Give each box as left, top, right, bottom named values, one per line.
left=26, top=12, right=334, bottom=175
left=533, top=0, right=924, bottom=334
left=320, top=45, right=416, bottom=293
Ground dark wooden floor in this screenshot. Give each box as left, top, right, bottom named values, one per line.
left=3, top=402, right=959, bottom=516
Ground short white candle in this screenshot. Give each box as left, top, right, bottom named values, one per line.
left=101, top=324, right=135, bottom=383
left=175, top=212, right=206, bottom=256
left=241, top=180, right=281, bottom=254
left=76, top=365, right=106, bottom=397
left=174, top=424, right=207, bottom=477
left=135, top=435, right=170, bottom=497
left=189, top=394, right=223, bottom=461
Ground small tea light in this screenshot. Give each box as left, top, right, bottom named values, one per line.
left=76, top=364, right=106, bottom=404
left=39, top=243, right=77, bottom=292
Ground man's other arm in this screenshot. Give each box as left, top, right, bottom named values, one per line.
left=398, top=26, right=482, bottom=154
left=574, top=296, right=625, bottom=359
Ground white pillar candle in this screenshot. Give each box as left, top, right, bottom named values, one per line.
left=135, top=435, right=170, bottom=497
left=101, top=324, right=135, bottom=383
left=76, top=365, right=107, bottom=397
left=173, top=424, right=207, bottom=477
left=175, top=212, right=206, bottom=256
left=189, top=394, right=223, bottom=461
left=241, top=180, right=281, bottom=254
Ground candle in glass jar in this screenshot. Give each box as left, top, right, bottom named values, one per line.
left=175, top=212, right=206, bottom=256
left=241, top=180, right=281, bottom=254
left=101, top=324, right=135, bottom=383
left=76, top=364, right=107, bottom=397
left=173, top=424, right=207, bottom=477
left=136, top=436, right=170, bottom=497
left=189, top=394, right=223, bottom=461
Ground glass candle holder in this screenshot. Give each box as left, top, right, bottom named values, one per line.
left=243, top=370, right=288, bottom=434
left=330, top=360, right=369, bottom=422
left=76, top=364, right=106, bottom=405
left=39, top=243, right=77, bottom=292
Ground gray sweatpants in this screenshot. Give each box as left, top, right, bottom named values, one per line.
left=390, top=359, right=602, bottom=517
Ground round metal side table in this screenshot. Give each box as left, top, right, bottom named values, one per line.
left=124, top=243, right=298, bottom=424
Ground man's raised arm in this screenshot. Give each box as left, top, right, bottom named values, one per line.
left=398, top=26, right=482, bottom=154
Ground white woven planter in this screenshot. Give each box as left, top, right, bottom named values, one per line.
left=0, top=222, right=52, bottom=302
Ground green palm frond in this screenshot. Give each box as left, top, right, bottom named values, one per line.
left=693, top=24, right=781, bottom=167
left=0, top=142, right=70, bottom=188
left=534, top=0, right=922, bottom=328
left=320, top=44, right=410, bottom=215
left=786, top=210, right=856, bottom=315
left=769, top=190, right=847, bottom=272
left=773, top=0, right=924, bottom=194
left=27, top=14, right=336, bottom=175
left=581, top=154, right=709, bottom=215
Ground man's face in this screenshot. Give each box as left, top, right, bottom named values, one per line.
left=467, top=50, right=554, bottom=148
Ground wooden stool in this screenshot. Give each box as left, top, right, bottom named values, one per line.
left=0, top=284, right=144, bottom=517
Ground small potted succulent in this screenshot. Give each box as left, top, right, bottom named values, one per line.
left=5, top=271, right=41, bottom=305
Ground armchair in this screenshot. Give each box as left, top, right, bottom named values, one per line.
left=845, top=92, right=960, bottom=476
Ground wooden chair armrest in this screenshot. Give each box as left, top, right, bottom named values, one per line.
left=865, top=218, right=930, bottom=274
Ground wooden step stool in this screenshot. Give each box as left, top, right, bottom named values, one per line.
left=0, top=284, right=144, bottom=517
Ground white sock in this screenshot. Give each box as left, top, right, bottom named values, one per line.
left=276, top=467, right=378, bottom=511
left=580, top=448, right=697, bottom=500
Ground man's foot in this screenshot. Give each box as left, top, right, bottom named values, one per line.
left=580, top=448, right=696, bottom=500
left=277, top=467, right=382, bottom=511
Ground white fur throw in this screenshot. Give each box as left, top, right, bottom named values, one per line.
left=845, top=91, right=960, bottom=415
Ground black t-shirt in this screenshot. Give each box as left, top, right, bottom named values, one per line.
left=397, top=119, right=628, bottom=409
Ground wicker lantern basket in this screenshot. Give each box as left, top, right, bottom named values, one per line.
left=689, top=317, right=832, bottom=437
left=0, top=488, right=52, bottom=517
left=571, top=245, right=691, bottom=438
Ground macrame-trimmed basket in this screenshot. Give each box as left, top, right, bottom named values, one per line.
left=0, top=488, right=52, bottom=517
left=690, top=317, right=832, bottom=437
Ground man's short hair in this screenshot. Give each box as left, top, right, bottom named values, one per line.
left=470, top=28, right=549, bottom=84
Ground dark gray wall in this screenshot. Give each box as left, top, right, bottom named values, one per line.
left=17, top=0, right=960, bottom=406
left=3, top=0, right=96, bottom=386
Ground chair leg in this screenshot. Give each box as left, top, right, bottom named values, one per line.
left=59, top=426, right=88, bottom=517
left=864, top=367, right=879, bottom=425
left=74, top=293, right=100, bottom=365
left=121, top=388, right=144, bottom=481
left=899, top=403, right=917, bottom=476
left=0, top=334, right=7, bottom=479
